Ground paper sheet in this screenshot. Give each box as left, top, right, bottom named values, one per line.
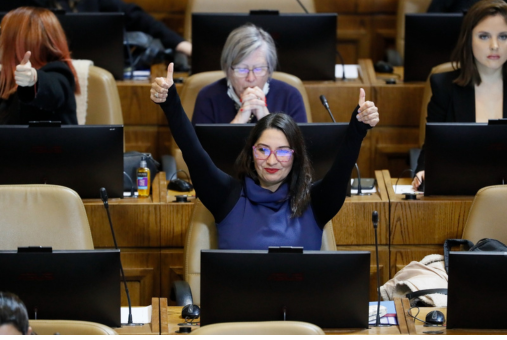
left=368, top=301, right=398, bottom=325
left=393, top=185, right=422, bottom=195
left=335, top=64, right=359, bottom=79
left=121, top=305, right=152, bottom=324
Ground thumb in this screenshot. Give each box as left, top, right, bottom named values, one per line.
left=166, top=62, right=174, bottom=82
left=358, top=88, right=365, bottom=107
left=20, top=51, right=31, bottom=66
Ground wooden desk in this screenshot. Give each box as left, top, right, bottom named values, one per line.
left=161, top=298, right=408, bottom=335
left=399, top=298, right=507, bottom=335
left=115, top=297, right=160, bottom=335
left=381, top=170, right=474, bottom=278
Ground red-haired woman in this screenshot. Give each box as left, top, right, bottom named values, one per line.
left=0, top=7, right=80, bottom=125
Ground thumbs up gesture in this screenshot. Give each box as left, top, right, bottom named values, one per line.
left=356, top=88, right=379, bottom=127
left=151, top=62, right=173, bottom=103
left=15, top=51, right=38, bottom=87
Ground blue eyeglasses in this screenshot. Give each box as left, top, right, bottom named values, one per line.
left=231, top=66, right=268, bottom=77
left=253, top=146, right=294, bottom=162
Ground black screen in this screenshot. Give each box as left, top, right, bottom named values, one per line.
left=0, top=250, right=121, bottom=327
left=195, top=123, right=348, bottom=180
left=200, top=250, right=370, bottom=328
left=191, top=13, right=337, bottom=81
left=447, top=252, right=507, bottom=329
left=404, top=13, right=463, bottom=82
left=424, top=123, right=507, bottom=195
left=0, top=125, right=124, bottom=199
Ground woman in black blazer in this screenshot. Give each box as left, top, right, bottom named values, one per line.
left=413, top=0, right=507, bottom=190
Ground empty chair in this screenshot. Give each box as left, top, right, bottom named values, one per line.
left=462, top=185, right=507, bottom=244
left=0, top=184, right=94, bottom=250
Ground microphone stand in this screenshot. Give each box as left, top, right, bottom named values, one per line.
left=100, top=188, right=141, bottom=326
left=371, top=211, right=389, bottom=328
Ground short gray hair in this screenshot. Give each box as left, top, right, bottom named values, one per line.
left=220, top=24, right=277, bottom=78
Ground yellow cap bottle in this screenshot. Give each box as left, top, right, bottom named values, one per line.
left=137, top=156, right=151, bottom=197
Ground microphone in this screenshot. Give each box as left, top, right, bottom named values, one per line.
left=354, top=163, right=363, bottom=196
left=372, top=211, right=387, bottom=327
left=319, top=95, right=336, bottom=123
left=295, top=0, right=309, bottom=13
left=100, top=187, right=136, bottom=326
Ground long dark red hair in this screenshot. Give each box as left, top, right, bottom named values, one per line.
left=0, top=7, right=80, bottom=99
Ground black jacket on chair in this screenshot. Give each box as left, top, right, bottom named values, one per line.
left=415, top=69, right=507, bottom=173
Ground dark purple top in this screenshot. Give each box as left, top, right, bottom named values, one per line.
left=191, top=78, right=308, bottom=124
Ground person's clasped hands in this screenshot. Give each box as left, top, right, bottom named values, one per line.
left=356, top=88, right=379, bottom=127
left=15, top=51, right=37, bottom=87
left=233, top=86, right=269, bottom=123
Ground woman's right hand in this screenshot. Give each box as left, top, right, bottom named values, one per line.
left=150, top=62, right=174, bottom=103
left=412, top=170, right=425, bottom=191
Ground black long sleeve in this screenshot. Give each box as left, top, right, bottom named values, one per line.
left=159, top=85, right=242, bottom=222
left=310, top=106, right=370, bottom=227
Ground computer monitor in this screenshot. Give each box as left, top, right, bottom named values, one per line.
left=424, top=123, right=507, bottom=196
left=200, top=249, right=370, bottom=328
left=195, top=123, right=348, bottom=181
left=447, top=251, right=507, bottom=329
left=404, top=13, right=463, bottom=82
left=0, top=0, right=32, bottom=11
left=191, top=13, right=337, bottom=81
left=0, top=249, right=121, bottom=327
left=0, top=12, right=125, bottom=80
left=0, top=124, right=124, bottom=199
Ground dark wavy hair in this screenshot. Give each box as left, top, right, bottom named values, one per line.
left=236, top=113, right=312, bottom=218
left=451, top=0, right=507, bottom=86
left=0, top=292, right=29, bottom=335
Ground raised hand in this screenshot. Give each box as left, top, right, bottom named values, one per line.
left=15, top=51, right=37, bottom=87
left=356, top=88, right=379, bottom=127
left=151, top=62, right=174, bottom=103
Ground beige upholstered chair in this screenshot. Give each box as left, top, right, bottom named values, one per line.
left=410, top=62, right=455, bottom=171
left=84, top=65, right=124, bottom=125
left=30, top=320, right=117, bottom=335
left=182, top=199, right=337, bottom=305
left=191, top=320, right=325, bottom=335
left=184, top=0, right=316, bottom=41
left=170, top=70, right=312, bottom=177
left=0, top=184, right=94, bottom=250
left=461, top=185, right=507, bottom=244
left=395, top=0, right=432, bottom=62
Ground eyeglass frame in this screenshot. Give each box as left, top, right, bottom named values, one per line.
left=252, top=145, right=294, bottom=162
left=231, top=66, right=269, bottom=78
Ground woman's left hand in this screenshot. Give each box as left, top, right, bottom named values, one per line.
left=356, top=88, right=379, bottom=127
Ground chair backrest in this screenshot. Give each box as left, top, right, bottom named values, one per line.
left=396, top=0, right=432, bottom=62
left=184, top=199, right=336, bottom=305
left=0, top=185, right=94, bottom=250
left=461, top=185, right=507, bottom=244
left=85, top=65, right=124, bottom=125
left=190, top=320, right=325, bottom=335
left=184, top=0, right=316, bottom=41
left=418, top=62, right=455, bottom=147
left=30, top=320, right=117, bottom=335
